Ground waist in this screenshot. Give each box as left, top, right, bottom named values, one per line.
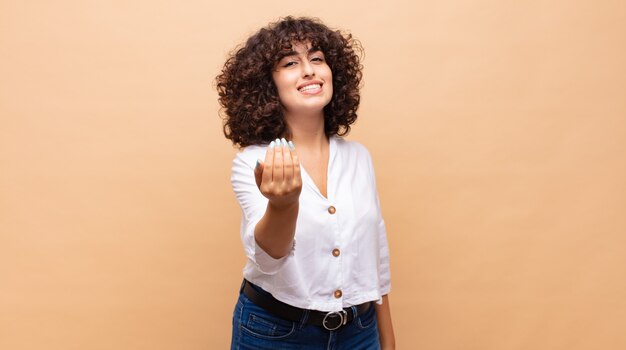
left=241, top=279, right=373, bottom=331
left=243, top=269, right=384, bottom=310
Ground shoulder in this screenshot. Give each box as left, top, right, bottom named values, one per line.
left=333, top=136, right=373, bottom=162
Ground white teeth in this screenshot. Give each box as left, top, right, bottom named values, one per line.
left=298, top=84, right=321, bottom=92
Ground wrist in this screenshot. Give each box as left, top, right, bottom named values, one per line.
left=268, top=199, right=299, bottom=212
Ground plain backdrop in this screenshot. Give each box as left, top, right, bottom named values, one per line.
left=1, top=0, right=625, bottom=349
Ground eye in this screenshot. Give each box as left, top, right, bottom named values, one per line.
left=311, top=57, right=324, bottom=62
left=282, top=61, right=297, bottom=68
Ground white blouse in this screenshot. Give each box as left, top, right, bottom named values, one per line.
left=230, top=135, right=391, bottom=312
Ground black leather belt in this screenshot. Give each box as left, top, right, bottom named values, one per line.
left=241, top=279, right=372, bottom=331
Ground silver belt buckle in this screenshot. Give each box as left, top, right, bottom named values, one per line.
left=322, top=309, right=348, bottom=331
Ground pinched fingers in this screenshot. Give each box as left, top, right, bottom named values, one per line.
left=261, top=141, right=275, bottom=186
left=257, top=138, right=302, bottom=203
left=282, top=139, right=294, bottom=182
left=272, top=138, right=284, bottom=182
left=254, top=159, right=264, bottom=189
left=288, top=141, right=302, bottom=186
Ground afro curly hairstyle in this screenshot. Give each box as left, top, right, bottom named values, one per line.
left=216, top=16, right=363, bottom=148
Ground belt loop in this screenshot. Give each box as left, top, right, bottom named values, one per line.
left=298, top=309, right=309, bottom=329
left=350, top=305, right=358, bottom=323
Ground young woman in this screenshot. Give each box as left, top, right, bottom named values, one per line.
left=217, top=16, right=395, bottom=349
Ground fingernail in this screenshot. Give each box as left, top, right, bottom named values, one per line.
left=255, top=160, right=261, bottom=169
left=281, top=138, right=287, bottom=147
left=288, top=141, right=295, bottom=149
left=275, top=138, right=280, bottom=146
left=269, top=141, right=275, bottom=148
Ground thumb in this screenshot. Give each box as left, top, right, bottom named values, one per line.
left=254, top=159, right=264, bottom=188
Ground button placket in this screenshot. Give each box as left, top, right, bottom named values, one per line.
left=325, top=196, right=342, bottom=305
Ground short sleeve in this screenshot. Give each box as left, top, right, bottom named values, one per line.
left=231, top=151, right=294, bottom=274
left=365, top=150, right=392, bottom=298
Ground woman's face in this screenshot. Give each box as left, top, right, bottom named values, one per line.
left=272, top=41, right=333, bottom=117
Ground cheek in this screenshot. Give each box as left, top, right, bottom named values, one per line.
left=273, top=73, right=296, bottom=96
left=275, top=83, right=288, bottom=100
left=325, top=73, right=333, bottom=95
left=323, top=67, right=333, bottom=92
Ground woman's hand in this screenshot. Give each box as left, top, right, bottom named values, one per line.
left=252, top=138, right=301, bottom=258
left=254, top=138, right=302, bottom=209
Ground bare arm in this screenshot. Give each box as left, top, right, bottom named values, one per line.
left=376, top=294, right=396, bottom=350
left=253, top=139, right=302, bottom=259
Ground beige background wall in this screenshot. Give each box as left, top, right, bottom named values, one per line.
left=1, top=0, right=625, bottom=349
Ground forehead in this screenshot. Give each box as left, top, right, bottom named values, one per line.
left=277, top=41, right=322, bottom=60
left=290, top=41, right=313, bottom=54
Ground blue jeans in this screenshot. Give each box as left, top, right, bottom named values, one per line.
left=230, top=285, right=381, bottom=349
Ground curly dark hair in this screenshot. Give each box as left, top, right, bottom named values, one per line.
left=216, top=16, right=363, bottom=148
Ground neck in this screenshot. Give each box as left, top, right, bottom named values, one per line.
left=283, top=110, right=328, bottom=151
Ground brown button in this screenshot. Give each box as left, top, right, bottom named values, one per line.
left=334, top=289, right=343, bottom=298
left=328, top=206, right=336, bottom=214
left=332, top=248, right=340, bottom=257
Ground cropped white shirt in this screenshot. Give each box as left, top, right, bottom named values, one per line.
left=230, top=136, right=391, bottom=312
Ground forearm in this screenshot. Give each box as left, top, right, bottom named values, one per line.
left=375, top=294, right=396, bottom=350
left=254, top=201, right=299, bottom=259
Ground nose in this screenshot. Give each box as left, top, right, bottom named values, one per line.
left=301, top=60, right=315, bottom=77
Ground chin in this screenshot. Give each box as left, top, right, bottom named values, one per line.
left=286, top=98, right=330, bottom=111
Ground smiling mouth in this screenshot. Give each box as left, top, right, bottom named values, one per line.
left=298, top=83, right=322, bottom=93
